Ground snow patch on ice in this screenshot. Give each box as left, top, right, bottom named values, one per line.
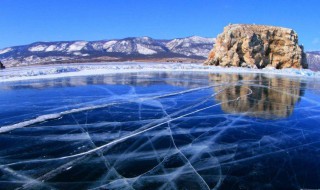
left=0, top=114, right=61, bottom=133
left=0, top=94, right=139, bottom=133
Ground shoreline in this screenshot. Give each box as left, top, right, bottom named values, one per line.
left=1, top=62, right=320, bottom=83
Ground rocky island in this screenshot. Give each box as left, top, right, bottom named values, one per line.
left=205, top=24, right=308, bottom=69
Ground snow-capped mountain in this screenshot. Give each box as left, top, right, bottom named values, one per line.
left=100, top=37, right=168, bottom=55
left=307, top=51, right=320, bottom=71
left=2, top=36, right=318, bottom=70
left=166, top=36, right=215, bottom=57
left=0, top=36, right=215, bottom=67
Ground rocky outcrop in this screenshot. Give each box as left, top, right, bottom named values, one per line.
left=205, top=24, right=308, bottom=69
left=0, top=61, right=5, bottom=69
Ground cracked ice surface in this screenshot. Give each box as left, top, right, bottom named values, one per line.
left=1, top=69, right=320, bottom=189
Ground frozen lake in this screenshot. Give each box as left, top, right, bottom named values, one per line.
left=1, top=67, right=320, bottom=189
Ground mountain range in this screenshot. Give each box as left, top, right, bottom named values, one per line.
left=306, top=51, right=320, bottom=71
left=0, top=36, right=319, bottom=71
left=0, top=36, right=215, bottom=67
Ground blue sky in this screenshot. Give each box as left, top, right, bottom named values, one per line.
left=1, top=0, right=319, bottom=50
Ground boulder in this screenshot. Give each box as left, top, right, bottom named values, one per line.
left=0, top=61, right=5, bottom=69
left=205, top=24, right=308, bottom=69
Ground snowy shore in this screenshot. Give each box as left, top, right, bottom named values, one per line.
left=1, top=62, right=320, bottom=82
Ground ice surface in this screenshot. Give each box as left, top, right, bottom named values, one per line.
left=1, top=68, right=320, bottom=189
left=1, top=63, right=320, bottom=83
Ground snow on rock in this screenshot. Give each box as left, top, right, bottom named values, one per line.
left=45, top=43, right=69, bottom=52
left=187, top=36, right=216, bottom=44
left=166, top=36, right=215, bottom=57
left=137, top=44, right=157, bottom=55
left=45, top=45, right=57, bottom=52
left=91, top=42, right=104, bottom=50
left=0, top=48, right=12, bottom=55
left=307, top=53, right=320, bottom=71
left=73, top=52, right=82, bottom=56
left=0, top=37, right=217, bottom=67
left=57, top=43, right=69, bottom=51
left=166, top=36, right=215, bottom=50
left=68, top=42, right=88, bottom=52
left=29, top=45, right=47, bottom=52
left=25, top=56, right=36, bottom=62
left=72, top=52, right=89, bottom=56
left=120, top=41, right=129, bottom=46
left=103, top=41, right=117, bottom=49
left=106, top=40, right=132, bottom=53
left=166, top=39, right=182, bottom=50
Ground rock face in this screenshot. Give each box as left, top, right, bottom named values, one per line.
left=205, top=24, right=307, bottom=69
left=0, top=61, right=5, bottom=69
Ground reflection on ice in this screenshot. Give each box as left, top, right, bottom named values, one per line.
left=0, top=71, right=320, bottom=189
left=210, top=73, right=305, bottom=118
left=1, top=72, right=210, bottom=90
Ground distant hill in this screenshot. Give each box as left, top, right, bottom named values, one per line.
left=306, top=51, right=320, bottom=71
left=1, top=36, right=319, bottom=71
left=0, top=36, right=215, bottom=67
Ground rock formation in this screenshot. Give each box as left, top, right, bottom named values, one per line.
left=205, top=24, right=308, bottom=69
left=0, top=61, right=5, bottom=69
left=209, top=73, right=304, bottom=118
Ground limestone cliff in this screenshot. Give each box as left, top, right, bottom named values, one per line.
left=205, top=24, right=307, bottom=69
